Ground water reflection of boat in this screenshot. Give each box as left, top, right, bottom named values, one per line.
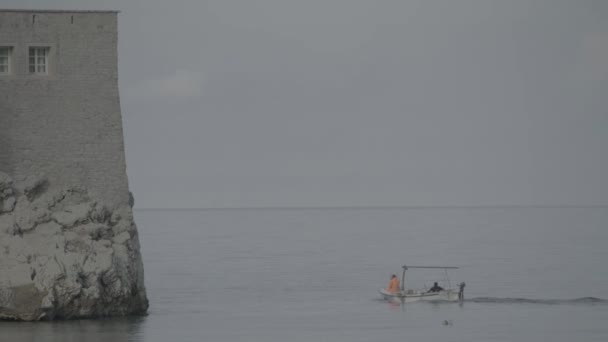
left=379, top=265, right=465, bottom=303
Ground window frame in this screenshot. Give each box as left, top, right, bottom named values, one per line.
left=0, top=46, right=12, bottom=75
left=28, top=46, right=51, bottom=75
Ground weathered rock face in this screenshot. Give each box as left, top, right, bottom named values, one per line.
left=0, top=171, right=148, bottom=321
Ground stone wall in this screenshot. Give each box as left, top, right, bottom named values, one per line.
left=0, top=10, right=148, bottom=320
left=0, top=10, right=129, bottom=207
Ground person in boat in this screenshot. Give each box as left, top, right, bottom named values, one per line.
left=458, top=282, right=465, bottom=300
left=386, top=274, right=400, bottom=293
left=427, top=282, right=444, bottom=293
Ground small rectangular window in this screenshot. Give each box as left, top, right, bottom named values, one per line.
left=29, top=47, right=50, bottom=75
left=0, top=47, right=12, bottom=75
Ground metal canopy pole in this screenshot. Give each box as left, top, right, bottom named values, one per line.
left=399, top=266, right=459, bottom=292
left=402, top=265, right=459, bottom=269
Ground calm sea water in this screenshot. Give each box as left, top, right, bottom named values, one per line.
left=4, top=207, right=608, bottom=341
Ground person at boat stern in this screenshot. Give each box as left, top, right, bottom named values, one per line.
left=386, top=274, right=400, bottom=293
left=427, top=282, right=444, bottom=293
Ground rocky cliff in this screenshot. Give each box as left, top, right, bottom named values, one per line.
left=0, top=171, right=148, bottom=320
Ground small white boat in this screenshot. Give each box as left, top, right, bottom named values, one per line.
left=379, top=265, right=465, bottom=303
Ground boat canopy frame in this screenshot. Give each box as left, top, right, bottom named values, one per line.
left=400, top=265, right=459, bottom=291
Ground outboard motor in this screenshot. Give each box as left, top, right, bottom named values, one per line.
left=458, top=282, right=466, bottom=300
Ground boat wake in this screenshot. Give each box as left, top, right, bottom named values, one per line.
left=467, top=297, right=608, bottom=305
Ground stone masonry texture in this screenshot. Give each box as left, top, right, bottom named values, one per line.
left=0, top=10, right=148, bottom=320
left=0, top=10, right=129, bottom=207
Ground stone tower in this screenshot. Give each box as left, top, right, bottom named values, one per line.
left=0, top=10, right=148, bottom=320
left=0, top=9, right=129, bottom=206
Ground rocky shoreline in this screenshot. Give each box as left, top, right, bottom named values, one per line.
left=0, top=172, right=148, bottom=321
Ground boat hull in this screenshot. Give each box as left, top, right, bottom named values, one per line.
left=379, top=288, right=460, bottom=303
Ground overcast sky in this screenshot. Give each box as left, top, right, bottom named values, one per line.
left=5, top=0, right=608, bottom=208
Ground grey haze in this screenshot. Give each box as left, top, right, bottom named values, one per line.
left=4, top=0, right=608, bottom=208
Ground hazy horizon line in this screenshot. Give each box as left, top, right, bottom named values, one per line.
left=133, top=204, right=608, bottom=211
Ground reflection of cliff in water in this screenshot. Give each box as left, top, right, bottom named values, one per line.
left=1, top=317, right=146, bottom=342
